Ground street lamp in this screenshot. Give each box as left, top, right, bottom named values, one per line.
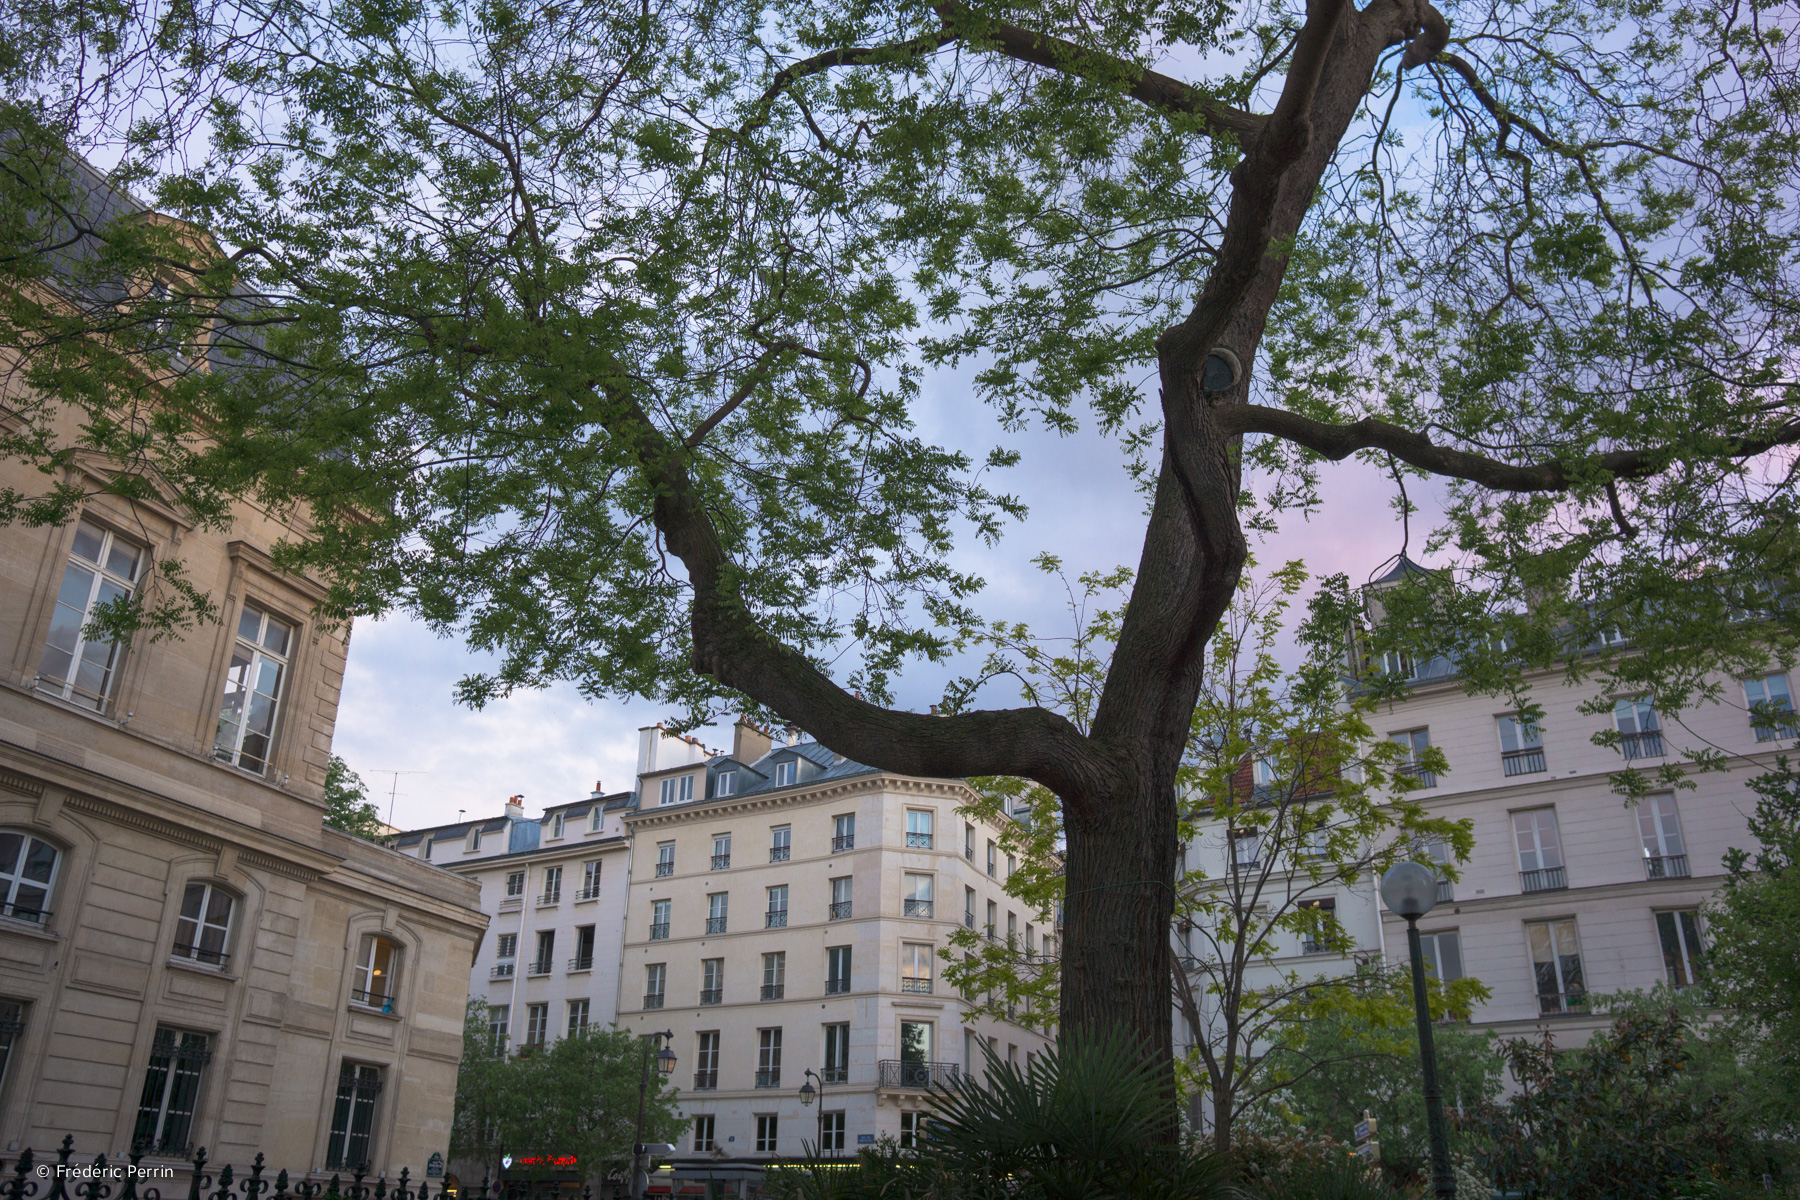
left=630, top=1030, right=677, bottom=1200
left=1380, top=861, right=1456, bottom=1200
left=799, top=1068, right=827, bottom=1155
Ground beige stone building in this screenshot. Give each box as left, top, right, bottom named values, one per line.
left=0, top=158, right=487, bottom=1172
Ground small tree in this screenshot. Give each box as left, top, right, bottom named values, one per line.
left=323, top=755, right=388, bottom=842
left=452, top=1000, right=686, bottom=1186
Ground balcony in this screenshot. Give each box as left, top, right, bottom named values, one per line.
left=965, top=846, right=974, bottom=862
left=761, top=983, right=785, bottom=1001
left=539, top=891, right=561, bottom=906
left=1301, top=939, right=1334, bottom=956
left=820, top=1066, right=848, bottom=1084
left=756, top=1069, right=781, bottom=1088
left=351, top=988, right=395, bottom=1011
left=655, top=861, right=674, bottom=877
left=568, top=955, right=594, bottom=972
left=643, top=992, right=665, bottom=1010
left=907, top=832, right=934, bottom=849
left=766, top=910, right=788, bottom=929
left=1502, top=747, right=1547, bottom=776
left=490, top=963, right=515, bottom=979
left=878, top=1059, right=961, bottom=1090
left=964, top=912, right=975, bottom=929
left=825, top=977, right=851, bottom=995
left=1436, top=879, right=1454, bottom=904
left=1620, top=730, right=1664, bottom=760
left=900, top=977, right=934, bottom=994
left=649, top=922, right=670, bottom=940
left=1399, top=760, right=1438, bottom=789
left=700, top=988, right=722, bottom=1006
left=576, top=887, right=602, bottom=901
left=1537, top=990, right=1589, bottom=1016
left=1645, top=853, right=1690, bottom=880
left=770, top=845, right=791, bottom=863
left=904, top=899, right=934, bottom=918
left=1519, top=866, right=1567, bottom=893
left=527, top=959, right=554, bottom=976
left=712, top=854, right=731, bottom=871
left=693, top=1071, right=718, bottom=1090
left=705, top=917, right=727, bottom=934
left=833, top=834, right=855, bottom=852
left=829, top=901, right=852, bottom=920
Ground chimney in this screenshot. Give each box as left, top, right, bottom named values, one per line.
left=591, top=780, right=604, bottom=797
left=505, top=795, right=525, bottom=820
left=732, top=717, right=772, bottom=764
left=784, top=724, right=799, bottom=746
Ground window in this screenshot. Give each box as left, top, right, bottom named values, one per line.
left=421, top=839, right=432, bottom=861
left=567, top=999, right=590, bottom=1037
left=325, top=1063, right=383, bottom=1169
left=1614, top=698, right=1663, bottom=759
left=766, top=884, right=789, bottom=928
left=173, top=882, right=233, bottom=965
left=823, top=1022, right=850, bottom=1083
left=964, top=1028, right=977, bottom=1073
left=756, top=1113, right=779, bottom=1153
left=986, top=841, right=996, bottom=876
left=715, top=770, right=737, bottom=798
left=1006, top=854, right=1016, bottom=879
left=590, top=806, right=604, bottom=832
left=0, top=832, right=59, bottom=924
left=906, top=809, right=934, bottom=848
left=1418, top=930, right=1464, bottom=982
left=829, top=875, right=853, bottom=919
left=1007, top=911, right=1017, bottom=944
left=985, top=899, right=997, bottom=937
left=486, top=1004, right=510, bottom=1051
left=707, top=892, right=728, bottom=933
left=1745, top=673, right=1797, bottom=741
left=774, top=760, right=797, bottom=787
left=571, top=925, right=596, bottom=971
left=826, top=945, right=852, bottom=994
left=692, top=1114, right=716, bottom=1152
left=524, top=1003, right=549, bottom=1046
left=656, top=841, right=675, bottom=877
left=1527, top=919, right=1587, bottom=1014
left=495, top=932, right=517, bottom=962
left=1230, top=827, right=1260, bottom=869
left=1657, top=910, right=1705, bottom=986
left=1512, top=808, right=1566, bottom=891
left=504, top=870, right=524, bottom=897
left=1639, top=794, right=1689, bottom=878
left=1497, top=715, right=1546, bottom=776
left=964, top=887, right=976, bottom=929
left=352, top=935, right=399, bottom=1011
left=1391, top=729, right=1435, bottom=786
left=899, top=1020, right=933, bottom=1088
left=551, top=812, right=565, bottom=839
left=645, top=963, right=667, bottom=1008
left=213, top=606, right=295, bottom=775
left=531, top=929, right=555, bottom=974
left=1298, top=897, right=1337, bottom=955
left=701, top=957, right=724, bottom=1005
left=579, top=860, right=602, bottom=900
left=820, top=1110, right=846, bottom=1153
left=904, top=873, right=934, bottom=918
left=540, top=865, right=562, bottom=904
left=38, top=519, right=142, bottom=710
left=659, top=774, right=696, bottom=805
left=712, top=833, right=732, bottom=870
left=694, top=1031, right=720, bottom=1088
left=133, top=1028, right=209, bottom=1154
left=964, top=823, right=975, bottom=861
left=469, top=827, right=483, bottom=852
left=770, top=825, right=791, bottom=862
left=901, top=943, right=934, bottom=993
left=900, top=1111, right=926, bottom=1149
left=762, top=951, right=786, bottom=1000
left=1253, top=756, right=1277, bottom=787
left=651, top=898, right=671, bottom=939
left=757, top=1028, right=783, bottom=1087
left=833, top=813, right=855, bottom=851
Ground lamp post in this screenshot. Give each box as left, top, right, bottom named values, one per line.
left=1380, top=861, right=1456, bottom=1200
left=798, top=1068, right=826, bottom=1155
left=630, top=1030, right=676, bottom=1200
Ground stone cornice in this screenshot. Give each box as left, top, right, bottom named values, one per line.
left=623, top=773, right=974, bottom=831
left=438, top=835, right=629, bottom=876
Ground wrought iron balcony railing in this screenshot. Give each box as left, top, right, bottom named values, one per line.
left=770, top=846, right=791, bottom=862
left=877, top=1059, right=960, bottom=1090
left=350, top=988, right=394, bottom=1010
left=527, top=959, right=554, bottom=976
left=755, top=1069, right=781, bottom=1088
left=172, top=944, right=229, bottom=966
left=900, top=977, right=933, bottom=994
left=766, top=910, right=788, bottom=928
left=1519, top=866, right=1567, bottom=893
left=1536, top=989, right=1588, bottom=1016
left=825, top=977, right=851, bottom=995
left=1502, top=747, right=1547, bottom=776
left=1436, top=879, right=1454, bottom=904
left=829, top=901, right=852, bottom=920
left=693, top=1071, right=717, bottom=1090
left=705, top=916, right=727, bottom=934
left=655, top=861, right=674, bottom=877
left=699, top=988, right=722, bottom=1006
left=820, top=1066, right=848, bottom=1084
left=964, top=912, right=975, bottom=929
left=643, top=992, right=665, bottom=1010
left=649, top=921, right=670, bottom=940
left=1645, top=853, right=1690, bottom=880
left=1399, top=760, right=1437, bottom=788
left=1620, top=730, right=1664, bottom=760
left=576, top=886, right=603, bottom=901
left=832, top=834, right=855, bottom=851
left=568, top=955, right=594, bottom=971
left=965, top=846, right=975, bottom=862
left=490, top=962, right=515, bottom=978
left=906, top=832, right=934, bottom=849
left=904, top=899, right=933, bottom=918
left=761, top=984, right=785, bottom=1001
left=711, top=854, right=731, bottom=871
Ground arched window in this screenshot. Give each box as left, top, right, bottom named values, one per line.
left=352, top=935, right=400, bottom=1012
left=0, top=832, right=59, bottom=924
left=173, top=882, right=235, bottom=966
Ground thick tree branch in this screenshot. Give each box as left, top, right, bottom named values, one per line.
left=1217, top=402, right=1800, bottom=490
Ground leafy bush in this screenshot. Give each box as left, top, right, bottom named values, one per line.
left=1227, top=1132, right=1404, bottom=1200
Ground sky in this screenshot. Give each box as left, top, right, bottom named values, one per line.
left=331, top=364, right=1446, bottom=833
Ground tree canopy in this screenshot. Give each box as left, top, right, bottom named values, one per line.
left=3, top=0, right=1797, bottom=1095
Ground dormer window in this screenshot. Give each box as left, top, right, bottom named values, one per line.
left=1253, top=757, right=1277, bottom=787
left=38, top=518, right=143, bottom=711
left=590, top=806, right=604, bottom=832
left=659, top=774, right=695, bottom=806
left=716, top=770, right=737, bottom=797
left=551, top=812, right=565, bottom=839
left=774, top=760, right=796, bottom=787
left=469, top=826, right=483, bottom=852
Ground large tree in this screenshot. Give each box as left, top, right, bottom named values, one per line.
left=3, top=0, right=1797, bottom=1107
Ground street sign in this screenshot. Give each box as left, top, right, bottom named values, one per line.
left=857, top=1134, right=875, bottom=1145
left=1354, top=1119, right=1376, bottom=1143
left=426, top=1154, right=445, bottom=1179
left=1355, top=1141, right=1380, bottom=1162
left=501, top=1156, right=513, bottom=1170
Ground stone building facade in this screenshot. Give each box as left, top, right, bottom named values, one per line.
left=0, top=159, right=487, bottom=1171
